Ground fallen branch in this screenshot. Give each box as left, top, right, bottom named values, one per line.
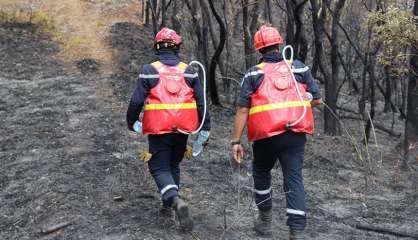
left=137, top=194, right=155, bottom=199
left=355, top=223, right=418, bottom=239
left=40, top=221, right=73, bottom=235
left=113, top=195, right=124, bottom=201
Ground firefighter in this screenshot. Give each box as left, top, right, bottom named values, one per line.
left=231, top=25, right=321, bottom=239
left=126, top=27, right=211, bottom=231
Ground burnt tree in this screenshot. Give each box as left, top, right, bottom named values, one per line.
left=310, top=0, right=327, bottom=79
left=170, top=1, right=181, bottom=33
left=242, top=0, right=253, bottom=69
left=404, top=0, right=418, bottom=167
left=207, top=0, right=226, bottom=106
left=284, top=0, right=309, bottom=61
left=147, top=0, right=158, bottom=35
left=322, top=0, right=346, bottom=135
left=265, top=0, right=273, bottom=24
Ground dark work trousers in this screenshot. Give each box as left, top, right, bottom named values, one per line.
left=252, top=131, right=307, bottom=230
left=148, top=133, right=188, bottom=207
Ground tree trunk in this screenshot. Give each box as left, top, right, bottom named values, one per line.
left=242, top=0, right=253, bottom=69
left=249, top=1, right=260, bottom=65
left=249, top=1, right=260, bottom=36
left=199, top=0, right=210, bottom=70
left=148, top=0, right=158, bottom=35
left=144, top=0, right=150, bottom=26
left=223, top=0, right=231, bottom=101
left=170, top=1, right=181, bottom=33
left=359, top=52, right=368, bottom=117
left=359, top=26, right=373, bottom=117
left=285, top=0, right=308, bottom=60
left=404, top=0, right=418, bottom=167
left=365, top=59, right=376, bottom=143
left=310, top=0, right=326, bottom=78
left=383, top=66, right=392, bottom=112
left=141, top=0, right=145, bottom=21
left=294, top=1, right=308, bottom=61
left=207, top=0, right=226, bottom=106
left=265, top=0, right=273, bottom=24
left=285, top=1, right=295, bottom=46
left=160, top=0, right=166, bottom=28
left=324, top=0, right=346, bottom=135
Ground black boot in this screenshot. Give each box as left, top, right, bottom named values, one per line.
left=172, top=197, right=194, bottom=232
left=289, top=229, right=305, bottom=240
left=254, top=209, right=272, bottom=236
left=158, top=205, right=175, bottom=226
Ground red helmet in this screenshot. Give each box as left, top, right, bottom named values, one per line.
left=155, top=27, right=181, bottom=45
left=253, top=25, right=283, bottom=50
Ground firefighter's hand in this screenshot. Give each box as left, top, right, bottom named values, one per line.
left=311, top=98, right=322, bottom=107
left=232, top=144, right=244, bottom=164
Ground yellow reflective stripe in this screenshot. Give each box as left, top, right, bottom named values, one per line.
left=144, top=102, right=197, bottom=110
left=249, top=101, right=311, bottom=115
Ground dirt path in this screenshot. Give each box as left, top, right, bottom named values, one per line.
left=39, top=0, right=141, bottom=74
left=41, top=0, right=114, bottom=73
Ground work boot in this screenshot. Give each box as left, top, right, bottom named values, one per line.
left=172, top=197, right=194, bottom=232
left=254, top=209, right=272, bottom=236
left=158, top=206, right=175, bottom=226
left=289, top=229, right=305, bottom=240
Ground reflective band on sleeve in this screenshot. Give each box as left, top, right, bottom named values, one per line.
left=287, top=208, right=306, bottom=216
left=292, top=66, right=309, bottom=73
left=254, top=187, right=272, bottom=195
left=139, top=74, right=160, bottom=79
left=244, top=70, right=264, bottom=78
left=161, top=184, right=178, bottom=195
left=144, top=102, right=197, bottom=110
left=184, top=73, right=199, bottom=78
left=249, top=101, right=311, bottom=115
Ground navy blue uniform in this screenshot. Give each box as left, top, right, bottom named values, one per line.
left=126, top=49, right=211, bottom=207
left=239, top=51, right=321, bottom=230
left=126, top=48, right=210, bottom=130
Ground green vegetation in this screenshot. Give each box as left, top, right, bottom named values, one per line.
left=368, top=5, right=418, bottom=75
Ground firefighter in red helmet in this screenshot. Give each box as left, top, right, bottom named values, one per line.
left=127, top=27, right=211, bottom=231
left=231, top=25, right=321, bottom=239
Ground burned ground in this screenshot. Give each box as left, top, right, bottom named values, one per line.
left=0, top=21, right=417, bottom=240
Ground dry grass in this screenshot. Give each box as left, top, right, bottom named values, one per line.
left=0, top=0, right=141, bottom=75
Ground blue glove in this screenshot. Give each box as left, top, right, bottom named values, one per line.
left=192, top=130, right=210, bottom=157
left=133, top=121, right=142, bottom=133
left=306, top=92, right=313, bottom=101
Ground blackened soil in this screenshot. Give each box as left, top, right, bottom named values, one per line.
left=0, top=23, right=63, bottom=80
left=1, top=22, right=417, bottom=240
